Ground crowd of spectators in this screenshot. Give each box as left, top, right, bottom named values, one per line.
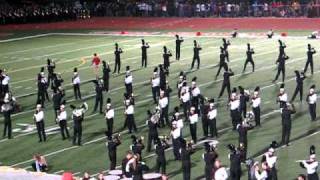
left=1, top=0, right=320, bottom=25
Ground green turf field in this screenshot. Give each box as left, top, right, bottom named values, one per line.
left=0, top=33, right=320, bottom=179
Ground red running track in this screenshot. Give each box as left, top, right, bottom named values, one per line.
left=1, top=17, right=320, bottom=31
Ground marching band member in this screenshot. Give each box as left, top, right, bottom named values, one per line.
left=267, top=29, right=274, bottom=38
left=114, top=43, right=123, bottom=74
left=191, top=40, right=202, bottom=70
left=102, top=61, right=111, bottom=92
left=254, top=162, right=269, bottom=180
left=222, top=38, right=231, bottom=62
left=243, top=43, right=255, bottom=73
left=171, top=121, right=181, bottom=160
left=163, top=46, right=172, bottom=71
left=291, top=71, right=305, bottom=102
left=300, top=154, right=319, bottom=180
left=180, top=82, right=191, bottom=122
left=189, top=106, right=198, bottom=143
left=2, top=93, right=13, bottom=139
left=57, top=104, right=70, bottom=140
left=106, top=133, right=121, bottom=170
left=71, top=102, right=88, bottom=146
left=207, top=99, right=218, bottom=138
left=151, top=71, right=160, bottom=104
left=146, top=109, right=159, bottom=152
left=191, top=77, right=201, bottom=113
left=72, top=68, right=81, bottom=100
left=304, top=44, right=316, bottom=75
left=130, top=135, right=145, bottom=158
left=218, top=67, right=234, bottom=98
left=262, top=147, right=278, bottom=180
left=141, top=39, right=150, bottom=68
left=175, top=34, right=184, bottom=60
left=277, top=84, right=287, bottom=109
left=125, top=99, right=137, bottom=133
left=155, top=137, right=170, bottom=174
left=306, top=85, right=317, bottom=121
left=180, top=138, right=195, bottom=180
left=251, top=86, right=261, bottom=126
left=229, top=89, right=241, bottom=130
left=125, top=66, right=133, bottom=95
left=159, top=90, right=169, bottom=127
left=34, top=104, right=46, bottom=142
left=93, top=79, right=104, bottom=114
left=105, top=98, right=114, bottom=136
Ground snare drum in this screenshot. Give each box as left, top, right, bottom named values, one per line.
left=143, top=173, right=162, bottom=180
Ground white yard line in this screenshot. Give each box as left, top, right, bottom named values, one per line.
left=0, top=33, right=52, bottom=43
left=0, top=38, right=141, bottom=66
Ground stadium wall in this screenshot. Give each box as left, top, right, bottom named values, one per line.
left=1, top=17, right=320, bottom=31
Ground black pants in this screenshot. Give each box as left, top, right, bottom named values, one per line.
left=291, top=85, right=303, bottom=102
left=243, top=60, right=255, bottom=72
left=205, top=166, right=213, bottom=180
left=191, top=56, right=200, bottom=69
left=182, top=163, right=191, bottom=180
left=156, top=159, right=166, bottom=174
left=208, top=118, right=217, bottom=137
left=253, top=107, right=261, bottom=126
left=304, top=60, right=314, bottom=74
left=73, top=124, right=82, bottom=145
left=281, top=123, right=291, bottom=145
left=103, top=78, right=109, bottom=92
left=151, top=86, right=160, bottom=103
left=36, top=121, right=46, bottom=142
left=274, top=66, right=285, bottom=82
left=142, top=56, right=147, bottom=67
left=202, top=117, right=208, bottom=137
left=73, top=84, right=81, bottom=100
left=109, top=153, right=117, bottom=170
left=219, top=82, right=231, bottom=98
left=94, top=96, right=103, bottom=113
left=176, top=47, right=181, bottom=60
left=106, top=118, right=114, bottom=135
left=230, top=110, right=240, bottom=130
left=216, top=63, right=228, bottom=78
left=270, top=167, right=278, bottom=180
left=309, top=104, right=317, bottom=121
left=172, top=138, right=181, bottom=160
left=182, top=101, right=190, bottom=122
left=230, top=169, right=241, bottom=180
left=160, top=107, right=169, bottom=127
left=114, top=59, right=121, bottom=73
left=37, top=91, right=46, bottom=107
left=190, top=123, right=197, bottom=143
left=308, top=173, right=319, bottom=180
left=127, top=114, right=137, bottom=133
left=147, top=133, right=157, bottom=152
left=59, top=120, right=70, bottom=140
left=125, top=84, right=133, bottom=95
left=3, top=112, right=12, bottom=139
left=239, top=106, right=247, bottom=119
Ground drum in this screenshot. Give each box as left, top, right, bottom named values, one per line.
left=108, top=170, right=122, bottom=176
left=104, top=175, right=120, bottom=180
left=143, top=173, right=162, bottom=180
